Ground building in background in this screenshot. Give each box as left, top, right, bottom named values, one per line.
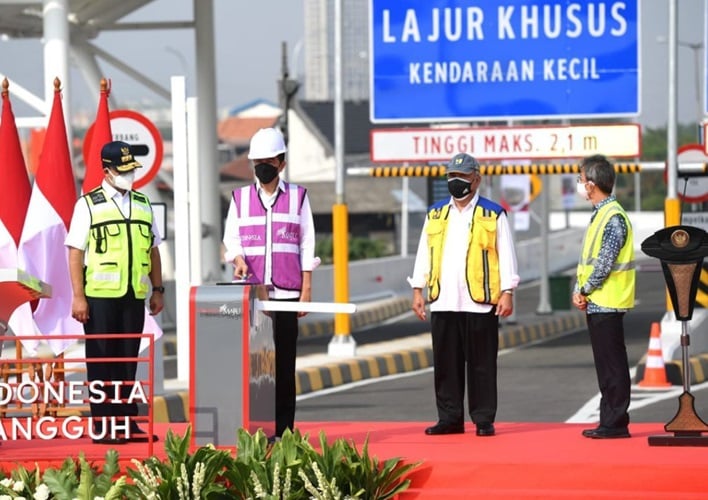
left=303, top=0, right=369, bottom=101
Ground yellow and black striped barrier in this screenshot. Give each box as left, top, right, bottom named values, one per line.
left=354, top=162, right=708, bottom=177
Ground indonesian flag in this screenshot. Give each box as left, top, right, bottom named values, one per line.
left=82, top=78, right=112, bottom=194
left=19, top=80, right=82, bottom=355
left=0, top=79, right=36, bottom=349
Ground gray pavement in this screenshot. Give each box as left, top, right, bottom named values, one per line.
left=156, top=262, right=708, bottom=423
left=155, top=281, right=587, bottom=422
left=291, top=282, right=585, bottom=396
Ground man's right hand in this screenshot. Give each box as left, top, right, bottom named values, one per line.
left=72, top=296, right=90, bottom=323
left=572, top=292, right=588, bottom=311
left=412, top=288, right=427, bottom=321
left=233, top=256, right=249, bottom=280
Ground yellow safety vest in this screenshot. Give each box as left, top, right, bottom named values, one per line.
left=84, top=188, right=154, bottom=299
left=576, top=200, right=635, bottom=309
left=426, top=198, right=503, bottom=304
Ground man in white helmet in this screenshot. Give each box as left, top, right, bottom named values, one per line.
left=223, top=127, right=316, bottom=443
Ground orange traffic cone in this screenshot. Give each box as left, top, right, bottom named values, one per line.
left=638, top=322, right=672, bottom=388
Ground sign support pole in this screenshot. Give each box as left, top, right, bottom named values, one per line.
left=171, top=76, right=191, bottom=383
left=329, top=0, right=356, bottom=357
left=537, top=174, right=552, bottom=315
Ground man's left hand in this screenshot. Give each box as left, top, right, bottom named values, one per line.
left=149, top=292, right=164, bottom=315
left=298, top=287, right=311, bottom=318
left=495, top=293, right=513, bottom=317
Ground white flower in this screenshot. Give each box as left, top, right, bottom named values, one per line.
left=33, top=484, right=50, bottom=500
left=0, top=495, right=12, bottom=500
left=13, top=481, right=25, bottom=492
left=0, top=478, right=12, bottom=487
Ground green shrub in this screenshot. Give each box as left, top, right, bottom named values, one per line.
left=316, top=237, right=389, bottom=265
left=0, top=426, right=419, bottom=499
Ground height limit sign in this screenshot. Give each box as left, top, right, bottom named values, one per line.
left=370, top=123, right=641, bottom=162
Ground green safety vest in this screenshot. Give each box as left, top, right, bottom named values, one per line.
left=84, top=188, right=154, bottom=299
left=576, top=200, right=635, bottom=309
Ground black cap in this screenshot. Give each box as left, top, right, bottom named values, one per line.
left=447, top=153, right=480, bottom=174
left=101, top=141, right=142, bottom=172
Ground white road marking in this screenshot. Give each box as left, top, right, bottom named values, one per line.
left=566, top=375, right=708, bottom=423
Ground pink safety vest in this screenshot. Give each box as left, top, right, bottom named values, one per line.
left=233, top=183, right=306, bottom=291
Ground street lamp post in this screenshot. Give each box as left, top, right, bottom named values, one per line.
left=164, top=45, right=190, bottom=93
left=681, top=40, right=703, bottom=127
left=657, top=36, right=704, bottom=126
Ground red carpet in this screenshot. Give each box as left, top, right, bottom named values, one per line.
left=1, top=422, right=706, bottom=498
left=297, top=422, right=708, bottom=499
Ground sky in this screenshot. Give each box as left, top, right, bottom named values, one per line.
left=0, top=0, right=706, bottom=129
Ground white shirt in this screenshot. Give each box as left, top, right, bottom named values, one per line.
left=223, top=179, right=316, bottom=299
left=408, top=193, right=520, bottom=313
left=65, top=180, right=162, bottom=253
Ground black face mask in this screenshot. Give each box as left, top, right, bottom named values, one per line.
left=254, top=162, right=279, bottom=184
left=448, top=178, right=472, bottom=199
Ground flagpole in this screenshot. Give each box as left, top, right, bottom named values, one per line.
left=42, top=0, right=72, bottom=150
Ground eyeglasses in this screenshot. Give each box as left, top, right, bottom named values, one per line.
left=577, top=174, right=593, bottom=184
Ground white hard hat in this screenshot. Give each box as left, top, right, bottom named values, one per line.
left=248, top=127, right=287, bottom=159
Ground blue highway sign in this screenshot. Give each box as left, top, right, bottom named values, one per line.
left=370, top=0, right=640, bottom=123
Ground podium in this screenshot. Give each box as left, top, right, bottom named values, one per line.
left=189, top=284, right=275, bottom=446
left=642, top=226, right=708, bottom=446
left=0, top=268, right=51, bottom=335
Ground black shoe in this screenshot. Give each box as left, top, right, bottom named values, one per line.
left=476, top=423, right=496, bottom=437
left=92, top=437, right=127, bottom=445
left=424, top=423, right=465, bottom=435
left=582, top=426, right=630, bottom=439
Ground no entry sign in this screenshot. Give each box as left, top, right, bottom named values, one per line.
left=83, top=109, right=164, bottom=189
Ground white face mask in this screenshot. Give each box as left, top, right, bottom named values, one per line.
left=576, top=181, right=589, bottom=200
left=111, top=170, right=135, bottom=191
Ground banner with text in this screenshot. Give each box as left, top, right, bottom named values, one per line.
left=370, top=123, right=641, bottom=162
left=370, top=0, right=640, bottom=123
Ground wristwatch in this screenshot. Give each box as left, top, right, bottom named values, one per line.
left=502, top=289, right=513, bottom=295
left=579, top=287, right=589, bottom=297
left=153, top=286, right=165, bottom=294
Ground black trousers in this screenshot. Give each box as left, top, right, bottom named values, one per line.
left=586, top=312, right=631, bottom=429
left=84, top=295, right=145, bottom=428
left=430, top=310, right=499, bottom=426
left=272, top=299, right=299, bottom=437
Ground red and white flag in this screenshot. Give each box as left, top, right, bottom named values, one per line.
left=82, top=78, right=112, bottom=194
left=19, top=79, right=82, bottom=355
left=0, top=79, right=36, bottom=349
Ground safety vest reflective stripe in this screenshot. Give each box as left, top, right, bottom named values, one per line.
left=91, top=272, right=120, bottom=283
left=583, top=258, right=636, bottom=271
left=273, top=243, right=299, bottom=253
left=243, top=247, right=266, bottom=256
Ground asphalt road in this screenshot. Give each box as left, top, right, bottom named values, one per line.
left=296, top=263, right=708, bottom=425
